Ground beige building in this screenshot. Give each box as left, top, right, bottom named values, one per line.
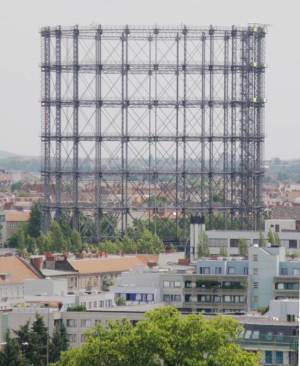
left=4, top=210, right=30, bottom=241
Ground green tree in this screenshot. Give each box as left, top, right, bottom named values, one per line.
left=267, top=229, right=274, bottom=245
left=220, top=245, right=228, bottom=257
left=49, top=324, right=68, bottom=363
left=273, top=232, right=281, bottom=246
left=198, top=231, right=210, bottom=257
left=27, top=202, right=42, bottom=238
left=137, top=228, right=164, bottom=254
left=70, top=230, right=83, bottom=252
left=238, top=239, right=248, bottom=257
left=14, top=322, right=31, bottom=362
left=120, top=235, right=137, bottom=254
left=259, top=232, right=267, bottom=247
left=0, top=330, right=24, bottom=366
left=28, top=314, right=48, bottom=366
left=56, top=307, right=260, bottom=366
left=49, top=221, right=67, bottom=252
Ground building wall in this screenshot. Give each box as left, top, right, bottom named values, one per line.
left=0, top=283, right=24, bottom=299
left=248, top=246, right=280, bottom=310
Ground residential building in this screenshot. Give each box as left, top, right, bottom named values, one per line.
left=4, top=210, right=30, bottom=241
left=206, top=218, right=300, bottom=255
left=111, top=268, right=161, bottom=305
left=0, top=255, right=43, bottom=299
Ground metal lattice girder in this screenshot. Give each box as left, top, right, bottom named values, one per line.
left=41, top=25, right=266, bottom=239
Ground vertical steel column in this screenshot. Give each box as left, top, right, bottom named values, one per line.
left=200, top=32, right=206, bottom=210
left=182, top=26, right=187, bottom=239
left=223, top=32, right=229, bottom=228
left=124, top=27, right=129, bottom=231
left=230, top=26, right=237, bottom=227
left=42, top=28, right=51, bottom=232
left=208, top=26, right=214, bottom=226
left=240, top=29, right=250, bottom=229
left=148, top=33, right=152, bottom=227
left=153, top=27, right=158, bottom=235
left=120, top=29, right=129, bottom=234
left=175, top=32, right=180, bottom=239
left=72, top=26, right=79, bottom=230
left=95, top=26, right=102, bottom=241
left=55, top=27, right=62, bottom=219
left=255, top=27, right=266, bottom=230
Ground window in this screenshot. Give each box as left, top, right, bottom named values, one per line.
left=227, top=267, right=235, bottom=274
left=213, top=295, right=221, bottom=303
left=174, top=281, right=181, bottom=288
left=289, top=240, right=297, bottom=249
left=243, top=267, right=248, bottom=275
left=199, top=267, right=210, bottom=274
left=265, top=351, right=272, bottom=364
left=163, top=294, right=170, bottom=302
left=253, top=254, right=258, bottom=262
left=280, top=268, right=288, bottom=275
left=275, top=351, right=283, bottom=364
left=185, top=281, right=192, bottom=288
left=198, top=295, right=211, bottom=303
left=81, top=334, right=86, bottom=343
left=253, top=282, right=259, bottom=289
left=276, top=283, right=284, bottom=290
left=67, top=334, right=76, bottom=343
left=239, top=295, right=246, bottom=303
left=215, top=267, right=222, bottom=274
left=66, top=319, right=77, bottom=328
left=184, top=294, right=191, bottom=302
left=163, top=281, right=170, bottom=288
left=224, top=296, right=231, bottom=303
left=80, top=320, right=92, bottom=328
left=164, top=294, right=182, bottom=303
left=275, top=224, right=280, bottom=233
left=253, top=268, right=258, bottom=275
left=293, top=268, right=300, bottom=275
left=230, top=239, right=239, bottom=248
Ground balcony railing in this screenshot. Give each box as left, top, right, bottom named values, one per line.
left=239, top=334, right=298, bottom=350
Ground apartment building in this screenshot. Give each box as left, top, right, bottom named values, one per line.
left=206, top=218, right=300, bottom=255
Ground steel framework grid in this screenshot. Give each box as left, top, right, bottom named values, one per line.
left=41, top=24, right=266, bottom=241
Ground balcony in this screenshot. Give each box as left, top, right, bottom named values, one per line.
left=239, top=334, right=298, bottom=351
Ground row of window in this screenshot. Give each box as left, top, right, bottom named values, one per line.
left=66, top=319, right=92, bottom=328
left=163, top=280, right=181, bottom=288
left=79, top=300, right=113, bottom=309
left=280, top=267, right=300, bottom=276
left=117, top=293, right=154, bottom=302
left=185, top=280, right=246, bottom=289
left=163, top=294, right=181, bottom=302
left=275, top=282, right=299, bottom=290
left=67, top=334, right=86, bottom=343
left=198, top=266, right=248, bottom=275
left=184, top=295, right=246, bottom=304
left=265, top=350, right=283, bottom=364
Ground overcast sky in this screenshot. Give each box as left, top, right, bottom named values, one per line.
left=0, top=0, right=299, bottom=159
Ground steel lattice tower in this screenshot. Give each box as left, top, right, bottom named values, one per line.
left=41, top=25, right=266, bottom=241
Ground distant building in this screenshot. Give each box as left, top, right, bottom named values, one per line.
left=36, top=254, right=155, bottom=292
left=206, top=218, right=300, bottom=255
left=0, top=255, right=43, bottom=299
left=4, top=210, right=31, bottom=241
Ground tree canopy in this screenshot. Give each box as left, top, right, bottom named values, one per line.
left=0, top=314, right=68, bottom=366
left=56, top=307, right=260, bottom=366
